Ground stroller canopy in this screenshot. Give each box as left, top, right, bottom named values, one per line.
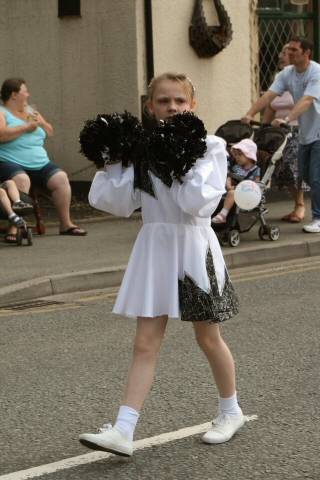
left=215, top=120, right=253, bottom=145
left=253, top=126, right=288, bottom=154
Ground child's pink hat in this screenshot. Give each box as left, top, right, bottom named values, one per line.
left=232, top=138, right=257, bottom=162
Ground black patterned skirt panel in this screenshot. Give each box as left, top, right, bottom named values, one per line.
left=178, top=248, right=239, bottom=323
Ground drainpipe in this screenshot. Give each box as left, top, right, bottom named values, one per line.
left=314, top=0, right=319, bottom=62
left=144, top=0, right=154, bottom=84
left=142, top=0, right=155, bottom=126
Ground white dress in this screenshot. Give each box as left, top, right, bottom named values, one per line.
left=88, top=135, right=239, bottom=322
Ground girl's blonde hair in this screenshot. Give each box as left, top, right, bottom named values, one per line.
left=147, top=73, right=195, bottom=100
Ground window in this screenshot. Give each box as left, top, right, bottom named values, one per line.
left=257, top=0, right=317, bottom=90
left=258, top=0, right=281, bottom=9
left=258, top=0, right=312, bottom=12
left=58, top=0, right=81, bottom=18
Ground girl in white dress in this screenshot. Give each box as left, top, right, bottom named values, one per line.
left=79, top=73, right=246, bottom=457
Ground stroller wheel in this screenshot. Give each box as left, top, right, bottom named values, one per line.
left=16, top=228, right=23, bottom=246
left=258, top=225, right=268, bottom=240
left=228, top=229, right=240, bottom=247
left=268, top=225, right=280, bottom=241
left=259, top=225, right=280, bottom=241
left=27, top=228, right=33, bottom=246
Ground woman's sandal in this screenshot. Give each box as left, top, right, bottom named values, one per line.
left=288, top=213, right=304, bottom=223
left=281, top=204, right=305, bottom=223
left=59, top=226, right=87, bottom=236
left=281, top=213, right=304, bottom=223
left=281, top=211, right=295, bottom=222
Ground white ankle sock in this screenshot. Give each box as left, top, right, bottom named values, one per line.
left=219, top=393, right=242, bottom=416
left=114, top=405, right=140, bottom=441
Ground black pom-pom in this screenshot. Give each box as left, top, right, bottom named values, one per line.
left=79, top=111, right=144, bottom=168
left=148, top=112, right=207, bottom=185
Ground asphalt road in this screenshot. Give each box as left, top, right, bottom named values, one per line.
left=0, top=258, right=319, bottom=480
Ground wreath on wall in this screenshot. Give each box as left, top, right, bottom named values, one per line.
left=189, top=0, right=233, bottom=58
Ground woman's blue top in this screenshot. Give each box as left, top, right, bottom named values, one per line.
left=0, top=107, right=50, bottom=169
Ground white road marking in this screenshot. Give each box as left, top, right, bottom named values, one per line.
left=0, top=416, right=258, bottom=480
left=0, top=423, right=211, bottom=479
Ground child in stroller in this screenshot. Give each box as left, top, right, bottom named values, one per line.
left=212, top=138, right=260, bottom=224
left=0, top=179, right=33, bottom=245
left=212, top=120, right=289, bottom=247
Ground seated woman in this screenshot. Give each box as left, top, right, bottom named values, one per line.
left=0, top=78, right=87, bottom=242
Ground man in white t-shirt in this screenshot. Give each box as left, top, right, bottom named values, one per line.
left=242, top=36, right=320, bottom=233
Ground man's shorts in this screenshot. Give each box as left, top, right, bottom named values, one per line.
left=0, top=160, right=61, bottom=190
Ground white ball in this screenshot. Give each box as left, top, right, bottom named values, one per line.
left=234, top=180, right=262, bottom=210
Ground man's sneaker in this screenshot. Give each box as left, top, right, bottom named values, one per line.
left=79, top=423, right=133, bottom=457
left=303, top=220, right=320, bottom=233
left=201, top=412, right=245, bottom=444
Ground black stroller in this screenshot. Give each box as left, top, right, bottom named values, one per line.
left=0, top=190, right=34, bottom=246
left=212, top=120, right=291, bottom=247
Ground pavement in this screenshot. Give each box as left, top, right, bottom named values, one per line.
left=1, top=196, right=320, bottom=307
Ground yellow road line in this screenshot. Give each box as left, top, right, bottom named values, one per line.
left=0, top=261, right=319, bottom=317
left=0, top=304, right=80, bottom=318
left=231, top=259, right=320, bottom=279
left=234, top=264, right=320, bottom=283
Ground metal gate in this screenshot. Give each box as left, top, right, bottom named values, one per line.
left=257, top=0, right=319, bottom=91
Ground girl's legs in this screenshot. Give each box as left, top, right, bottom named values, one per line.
left=0, top=188, right=25, bottom=231
left=1, top=179, right=32, bottom=212
left=121, top=315, right=168, bottom=411
left=79, top=315, right=168, bottom=454
left=112, top=315, right=168, bottom=441
left=212, top=191, right=235, bottom=224
left=193, top=322, right=236, bottom=398
left=3, top=179, right=20, bottom=203
left=193, top=321, right=244, bottom=444
left=0, top=188, right=14, bottom=216
left=5, top=173, right=31, bottom=239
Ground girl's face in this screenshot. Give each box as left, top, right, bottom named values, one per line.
left=148, top=79, right=195, bottom=121
left=232, top=149, right=252, bottom=167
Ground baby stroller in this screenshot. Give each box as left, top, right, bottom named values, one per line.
left=0, top=191, right=34, bottom=246
left=212, top=120, right=290, bottom=247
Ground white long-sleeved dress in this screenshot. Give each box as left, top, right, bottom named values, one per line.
left=88, top=135, right=239, bottom=322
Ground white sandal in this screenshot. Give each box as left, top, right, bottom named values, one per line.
left=212, top=213, right=227, bottom=224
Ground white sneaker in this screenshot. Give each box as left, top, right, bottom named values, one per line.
left=303, top=220, right=320, bottom=233
left=201, top=412, right=245, bottom=444
left=79, top=423, right=133, bottom=457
